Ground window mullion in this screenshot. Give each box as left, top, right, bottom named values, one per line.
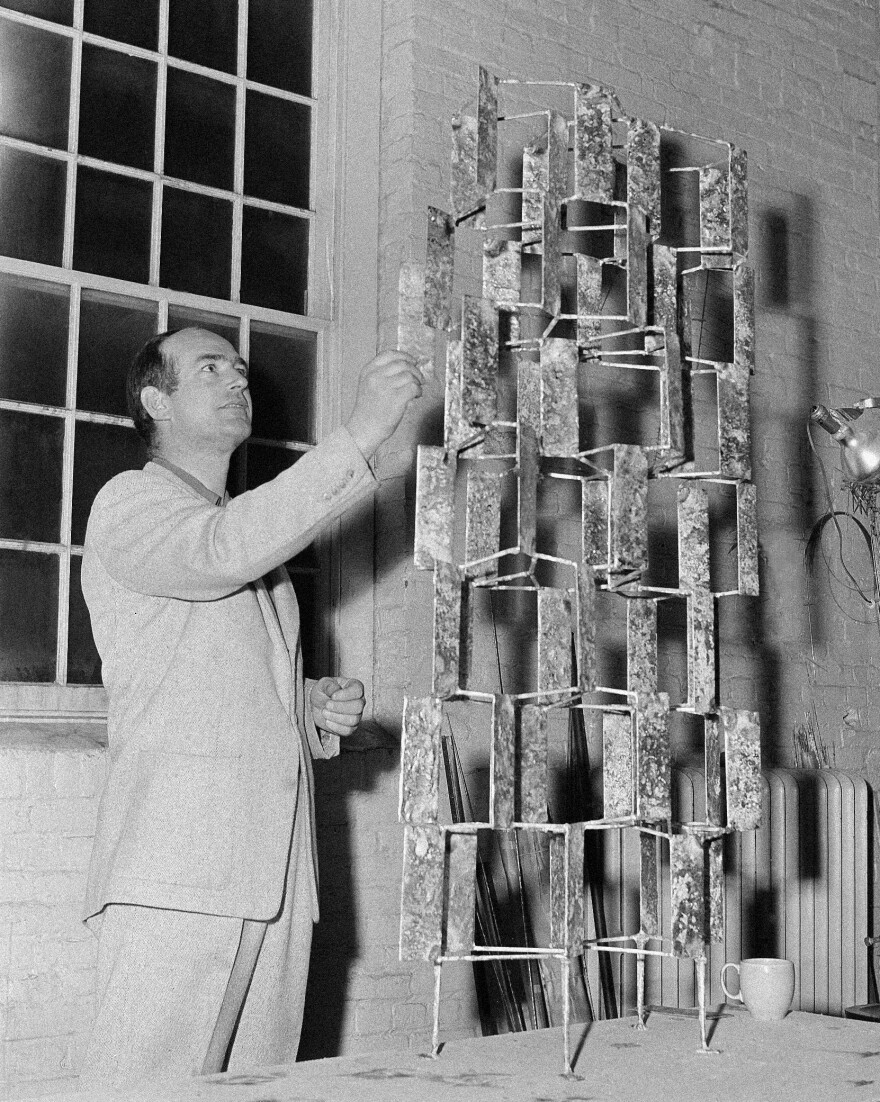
left=54, top=283, right=81, bottom=684
left=230, top=0, right=249, bottom=304
left=62, top=3, right=83, bottom=270
left=151, top=0, right=170, bottom=288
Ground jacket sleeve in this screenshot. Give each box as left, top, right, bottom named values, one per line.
left=86, top=427, right=376, bottom=600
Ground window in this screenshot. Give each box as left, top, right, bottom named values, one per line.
left=0, top=0, right=334, bottom=714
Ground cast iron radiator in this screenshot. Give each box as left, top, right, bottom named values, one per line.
left=584, top=768, right=871, bottom=1017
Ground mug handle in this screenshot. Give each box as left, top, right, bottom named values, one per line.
left=720, top=962, right=743, bottom=1002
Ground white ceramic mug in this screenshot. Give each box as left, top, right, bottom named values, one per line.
left=721, top=957, right=795, bottom=1021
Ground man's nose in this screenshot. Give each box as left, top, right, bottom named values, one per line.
left=227, top=371, right=248, bottom=391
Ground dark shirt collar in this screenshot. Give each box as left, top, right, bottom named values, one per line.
left=150, top=456, right=225, bottom=506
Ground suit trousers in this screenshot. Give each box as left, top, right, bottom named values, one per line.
left=78, top=784, right=314, bottom=1088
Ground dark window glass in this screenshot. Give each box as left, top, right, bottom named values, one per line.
left=83, top=0, right=159, bottom=51
left=71, top=420, right=145, bottom=545
left=164, top=68, right=235, bottom=190
left=248, top=0, right=312, bottom=97
left=160, top=187, right=232, bottom=300
left=166, top=306, right=238, bottom=349
left=0, top=273, right=69, bottom=407
left=168, top=0, right=237, bottom=75
left=77, top=291, right=158, bottom=417
left=248, top=322, right=316, bottom=443
left=244, top=91, right=310, bottom=208
left=244, top=441, right=301, bottom=490
left=0, top=409, right=63, bottom=542
left=240, top=206, right=308, bottom=314
left=0, top=146, right=66, bottom=265
left=0, top=549, right=58, bottom=681
left=67, top=554, right=101, bottom=684
left=0, top=19, right=71, bottom=149
left=73, top=166, right=152, bottom=283
left=79, top=44, right=156, bottom=171
left=0, top=2, right=72, bottom=25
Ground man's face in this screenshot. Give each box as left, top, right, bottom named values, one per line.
left=150, top=328, right=252, bottom=455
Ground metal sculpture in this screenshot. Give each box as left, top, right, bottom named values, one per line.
left=398, top=71, right=761, bottom=1070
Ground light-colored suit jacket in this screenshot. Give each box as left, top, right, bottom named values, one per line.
left=81, top=426, right=375, bottom=926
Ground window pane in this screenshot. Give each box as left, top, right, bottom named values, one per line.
left=0, top=549, right=58, bottom=681
left=244, top=441, right=301, bottom=490
left=83, top=0, right=158, bottom=51
left=0, top=18, right=71, bottom=149
left=67, top=555, right=101, bottom=684
left=244, top=91, right=310, bottom=208
left=165, top=68, right=235, bottom=191
left=0, top=146, right=66, bottom=265
left=0, top=2, right=72, bottom=25
left=248, top=322, right=316, bottom=443
left=73, top=166, right=152, bottom=283
left=77, top=291, right=158, bottom=417
left=169, top=0, right=237, bottom=75
left=0, top=409, right=63, bottom=542
left=240, top=206, right=308, bottom=314
left=71, top=421, right=145, bottom=545
left=161, top=187, right=232, bottom=300
left=248, top=0, right=312, bottom=97
left=166, top=306, right=239, bottom=349
left=0, top=273, right=68, bottom=406
left=79, top=44, right=156, bottom=171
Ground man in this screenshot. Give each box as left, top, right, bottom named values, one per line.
left=78, top=327, right=421, bottom=1085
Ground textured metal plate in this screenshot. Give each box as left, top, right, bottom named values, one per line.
left=635, top=692, right=671, bottom=821
left=450, top=113, right=483, bottom=221
left=576, top=254, right=603, bottom=348
left=677, top=481, right=710, bottom=591
left=603, top=711, right=634, bottom=818
left=627, top=597, right=658, bottom=696
left=432, top=561, right=462, bottom=699
left=414, top=445, right=455, bottom=569
left=699, top=164, right=731, bottom=253
left=461, top=296, right=499, bottom=426
left=542, top=194, right=563, bottom=317
left=639, top=830, right=661, bottom=936
left=733, top=262, right=755, bottom=374
left=483, top=237, right=522, bottom=310
left=400, top=695, right=443, bottom=824
left=550, top=826, right=585, bottom=952
left=652, top=244, right=677, bottom=332
left=444, top=831, right=478, bottom=953
left=718, top=360, right=752, bottom=480
left=575, top=563, right=597, bottom=691
left=522, top=132, right=546, bottom=250
left=729, top=147, right=748, bottom=258
left=518, top=422, right=539, bottom=557
left=626, top=205, right=648, bottom=327
left=477, top=66, right=499, bottom=195
left=737, top=482, right=760, bottom=596
left=687, top=588, right=716, bottom=713
left=465, top=466, right=501, bottom=576
left=707, top=835, right=725, bottom=943
left=540, top=338, right=579, bottom=457
left=704, top=715, right=722, bottom=826
left=582, top=477, right=609, bottom=567
left=670, top=832, right=705, bottom=958
left=517, top=354, right=541, bottom=437
left=520, top=703, right=548, bottom=823
left=400, top=824, right=445, bottom=961
left=657, top=332, right=686, bottom=465
left=398, top=262, right=435, bottom=376
left=538, top=587, right=572, bottom=699
left=723, top=708, right=762, bottom=831
left=491, top=694, right=516, bottom=828
left=627, top=117, right=661, bottom=236
left=574, top=89, right=614, bottom=203
left=610, top=445, right=648, bottom=573
left=425, top=207, right=455, bottom=330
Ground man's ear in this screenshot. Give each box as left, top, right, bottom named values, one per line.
left=140, top=385, right=171, bottom=423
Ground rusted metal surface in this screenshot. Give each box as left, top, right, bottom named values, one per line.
left=734, top=262, right=755, bottom=374
left=707, top=836, right=725, bottom=942
left=477, top=67, right=499, bottom=195
left=670, top=833, right=705, bottom=958
left=576, top=254, right=603, bottom=348
left=518, top=422, right=539, bottom=557
left=723, top=708, right=762, bottom=831
left=704, top=715, right=723, bottom=826
left=699, top=164, right=731, bottom=253
left=652, top=244, right=677, bottom=332
left=540, top=338, right=579, bottom=456
left=627, top=206, right=648, bottom=327
left=656, top=332, right=686, bottom=467
left=398, top=262, right=435, bottom=376
left=400, top=824, right=445, bottom=961
left=414, top=446, right=455, bottom=569
left=687, top=588, right=716, bottom=714
left=541, top=194, right=563, bottom=316
left=465, top=466, right=502, bottom=576
left=450, top=113, right=483, bottom=221
left=737, top=482, right=760, bottom=596
left=432, top=561, right=462, bottom=699
left=582, top=477, right=609, bottom=567
left=574, top=87, right=614, bottom=203
left=635, top=692, right=671, bottom=821
left=538, top=587, right=572, bottom=699
left=483, top=237, right=522, bottom=310
left=639, top=831, right=661, bottom=936
left=425, top=207, right=456, bottom=330
left=491, top=694, right=516, bottom=828
left=522, top=132, right=547, bottom=250
left=444, top=831, right=478, bottom=953
left=550, top=826, right=585, bottom=952
left=610, top=445, right=648, bottom=573
left=575, top=563, right=597, bottom=691
left=677, top=482, right=710, bottom=591
left=520, top=703, right=548, bottom=823
left=603, top=711, right=634, bottom=818
left=718, top=360, right=752, bottom=480
left=517, top=354, right=541, bottom=437
left=461, top=296, right=499, bottom=426
left=729, top=148, right=748, bottom=258
left=627, top=598, right=658, bottom=696
left=400, top=695, right=443, bottom=824
left=627, top=117, right=661, bottom=236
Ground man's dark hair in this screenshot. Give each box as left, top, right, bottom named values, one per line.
left=127, top=330, right=180, bottom=452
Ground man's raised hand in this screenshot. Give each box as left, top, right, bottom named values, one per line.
left=344, top=350, right=423, bottom=459
left=309, top=677, right=365, bottom=738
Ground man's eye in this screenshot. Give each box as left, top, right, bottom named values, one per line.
left=202, top=362, right=217, bottom=372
